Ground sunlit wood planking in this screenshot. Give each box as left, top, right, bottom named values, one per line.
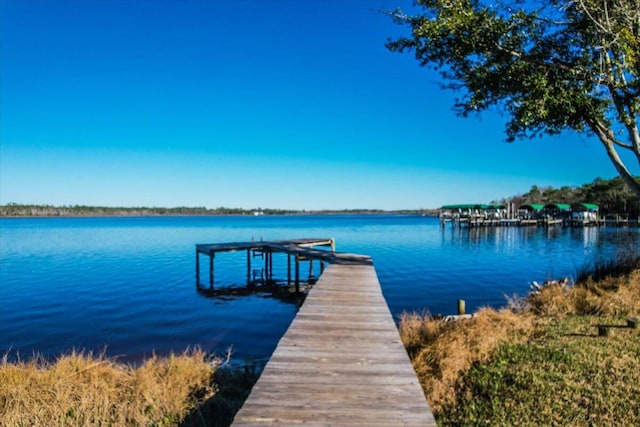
left=230, top=262, right=436, bottom=426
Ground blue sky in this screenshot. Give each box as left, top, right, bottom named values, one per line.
left=0, top=0, right=633, bottom=210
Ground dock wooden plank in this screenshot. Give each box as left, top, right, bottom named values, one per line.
left=230, top=263, right=436, bottom=426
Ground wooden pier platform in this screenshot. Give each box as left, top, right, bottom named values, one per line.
left=230, top=262, right=436, bottom=426
left=195, top=238, right=372, bottom=290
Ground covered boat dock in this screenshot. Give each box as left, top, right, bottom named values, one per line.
left=440, top=202, right=608, bottom=227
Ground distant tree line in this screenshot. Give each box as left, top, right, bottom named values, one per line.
left=0, top=204, right=297, bottom=217
left=0, top=204, right=406, bottom=217
left=6, top=177, right=635, bottom=217
left=495, top=177, right=640, bottom=216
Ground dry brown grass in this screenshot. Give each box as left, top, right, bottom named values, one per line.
left=399, top=308, right=535, bottom=412
left=0, top=348, right=218, bottom=426
left=530, top=269, right=640, bottom=316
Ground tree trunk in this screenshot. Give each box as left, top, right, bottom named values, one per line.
left=601, top=139, right=640, bottom=197
left=587, top=118, right=640, bottom=198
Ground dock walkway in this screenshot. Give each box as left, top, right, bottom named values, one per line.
left=196, top=238, right=371, bottom=290
left=230, top=260, right=436, bottom=426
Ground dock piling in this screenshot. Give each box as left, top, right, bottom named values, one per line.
left=295, top=255, right=300, bottom=292
left=246, top=249, right=251, bottom=284
left=209, top=250, right=215, bottom=289
left=195, top=249, right=200, bottom=287
left=457, top=299, right=466, bottom=315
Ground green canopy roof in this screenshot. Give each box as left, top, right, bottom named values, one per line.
left=444, top=203, right=598, bottom=212
left=440, top=204, right=506, bottom=210
left=571, top=203, right=599, bottom=211
left=440, top=204, right=491, bottom=210
left=519, top=204, right=544, bottom=211
left=544, top=203, right=571, bottom=211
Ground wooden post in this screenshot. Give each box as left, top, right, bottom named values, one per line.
left=309, top=259, right=314, bottom=280
left=269, top=251, right=273, bottom=281
left=295, top=255, right=300, bottom=293
left=287, top=254, right=291, bottom=284
left=195, top=249, right=200, bottom=288
left=330, top=238, right=335, bottom=252
left=598, top=325, right=612, bottom=337
left=457, top=299, right=466, bottom=315
left=246, top=249, right=251, bottom=284
left=263, top=250, right=270, bottom=283
left=209, top=250, right=215, bottom=289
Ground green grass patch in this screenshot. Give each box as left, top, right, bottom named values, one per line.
left=401, top=262, right=640, bottom=426
left=438, top=315, right=640, bottom=426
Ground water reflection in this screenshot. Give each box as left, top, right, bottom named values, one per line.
left=442, top=224, right=605, bottom=249
left=195, top=249, right=320, bottom=305
left=580, top=226, right=599, bottom=249
left=436, top=224, right=640, bottom=285
left=591, top=227, right=640, bottom=260
left=196, top=280, right=311, bottom=306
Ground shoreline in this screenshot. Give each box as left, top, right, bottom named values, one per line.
left=4, top=264, right=638, bottom=427
left=0, top=211, right=437, bottom=219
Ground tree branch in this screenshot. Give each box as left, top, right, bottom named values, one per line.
left=586, top=116, right=640, bottom=193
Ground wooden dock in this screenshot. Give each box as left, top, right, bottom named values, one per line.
left=441, top=216, right=640, bottom=228
left=229, top=259, right=436, bottom=425
left=195, top=238, right=380, bottom=291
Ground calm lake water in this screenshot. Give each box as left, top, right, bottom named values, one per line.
left=1, top=215, right=638, bottom=363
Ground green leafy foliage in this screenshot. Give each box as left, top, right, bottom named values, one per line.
left=498, top=176, right=640, bottom=215
left=387, top=0, right=640, bottom=196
